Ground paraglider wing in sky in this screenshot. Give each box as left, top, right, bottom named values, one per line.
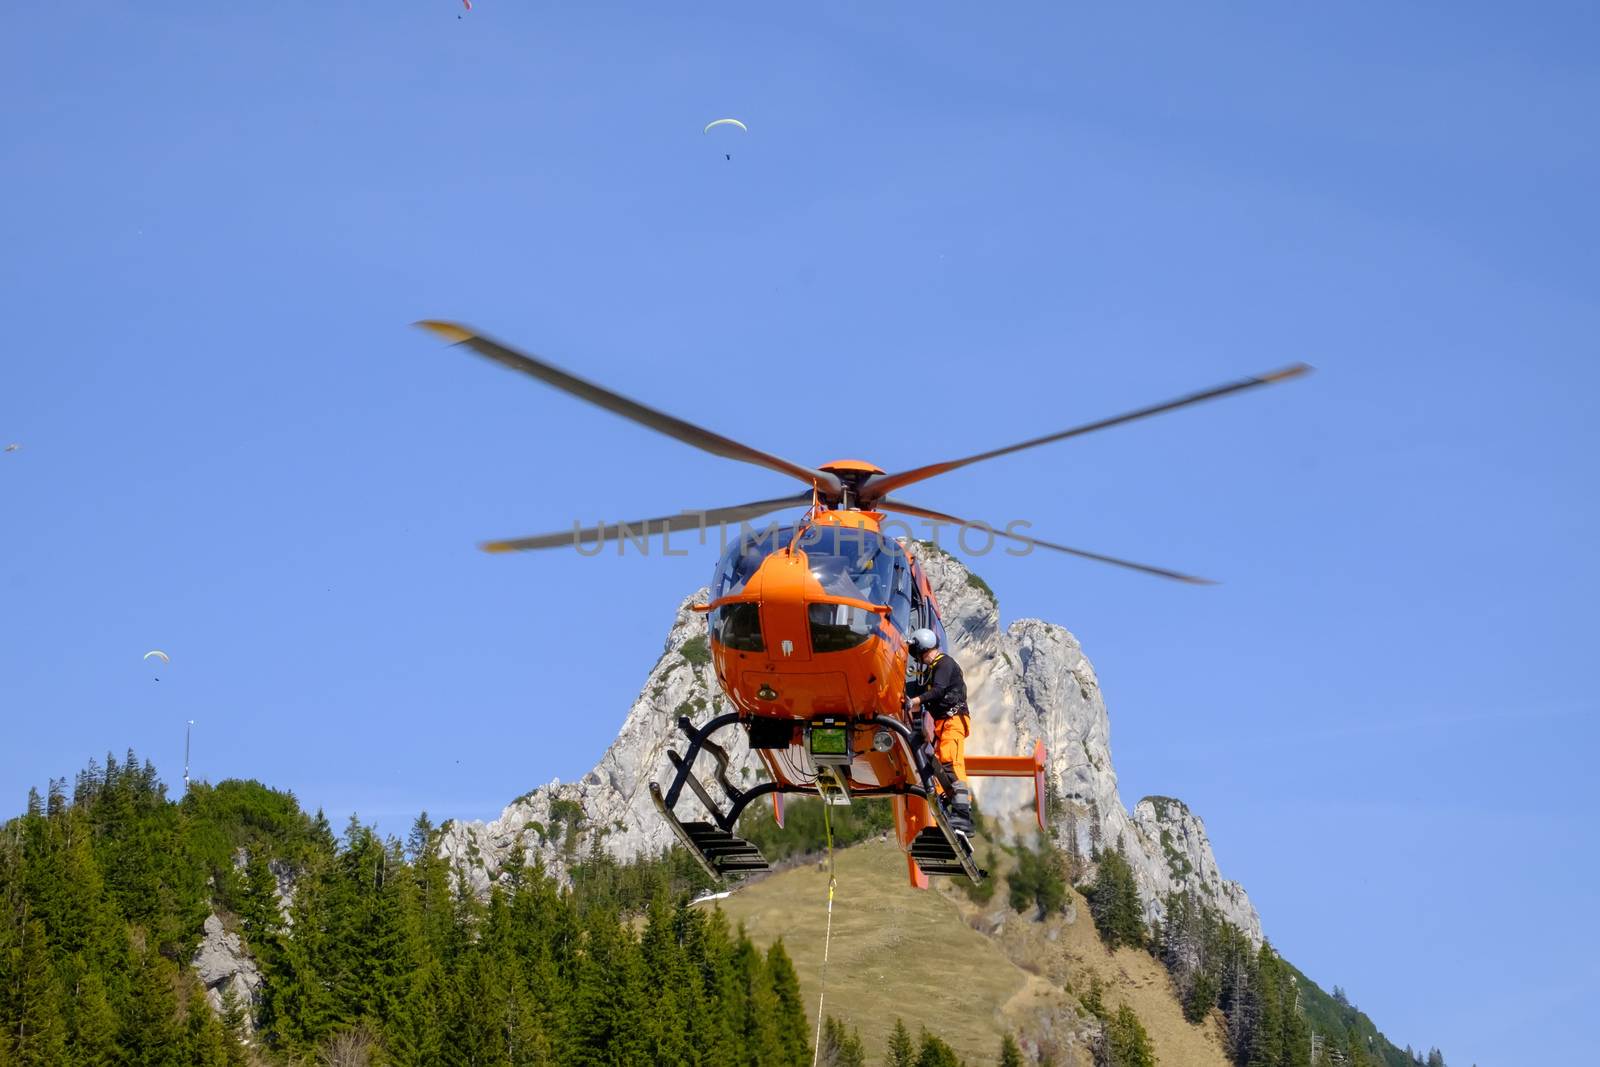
left=143, top=650, right=170, bottom=664
left=704, top=119, right=747, bottom=160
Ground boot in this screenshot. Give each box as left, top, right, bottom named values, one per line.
left=947, top=778, right=974, bottom=837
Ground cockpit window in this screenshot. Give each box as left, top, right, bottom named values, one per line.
left=708, top=523, right=897, bottom=606
left=711, top=602, right=764, bottom=652
left=793, top=526, right=894, bottom=605
left=710, top=524, right=793, bottom=600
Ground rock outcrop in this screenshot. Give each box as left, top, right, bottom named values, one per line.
left=439, top=543, right=1261, bottom=941
left=190, top=914, right=262, bottom=1037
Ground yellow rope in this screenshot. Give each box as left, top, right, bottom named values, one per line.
left=810, top=799, right=838, bottom=1067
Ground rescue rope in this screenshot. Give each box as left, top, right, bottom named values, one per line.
left=810, top=799, right=838, bottom=1067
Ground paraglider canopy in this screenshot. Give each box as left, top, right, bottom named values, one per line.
left=703, top=118, right=748, bottom=134
left=143, top=650, right=170, bottom=664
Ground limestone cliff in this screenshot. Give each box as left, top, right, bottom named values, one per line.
left=439, top=545, right=1262, bottom=942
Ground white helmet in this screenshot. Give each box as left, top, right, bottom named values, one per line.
left=909, top=628, right=939, bottom=654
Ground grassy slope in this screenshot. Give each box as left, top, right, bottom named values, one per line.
left=707, top=837, right=1233, bottom=1066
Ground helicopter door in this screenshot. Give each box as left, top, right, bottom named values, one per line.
left=888, top=553, right=912, bottom=634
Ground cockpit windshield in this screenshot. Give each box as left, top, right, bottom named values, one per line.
left=709, top=523, right=898, bottom=605
left=710, top=524, right=793, bottom=600
left=794, top=526, right=894, bottom=605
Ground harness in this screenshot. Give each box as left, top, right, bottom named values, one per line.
left=922, top=652, right=970, bottom=725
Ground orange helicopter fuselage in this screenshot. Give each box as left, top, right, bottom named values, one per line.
left=708, top=508, right=915, bottom=723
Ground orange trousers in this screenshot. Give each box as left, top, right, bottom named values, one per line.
left=933, top=713, right=969, bottom=782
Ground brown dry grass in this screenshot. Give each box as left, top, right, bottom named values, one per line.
left=707, top=836, right=1233, bottom=1067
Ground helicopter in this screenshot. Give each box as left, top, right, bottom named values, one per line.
left=418, top=321, right=1309, bottom=886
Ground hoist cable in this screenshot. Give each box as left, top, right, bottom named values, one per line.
left=810, top=799, right=838, bottom=1067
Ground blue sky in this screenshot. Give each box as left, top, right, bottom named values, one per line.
left=3, top=3, right=1596, bottom=1062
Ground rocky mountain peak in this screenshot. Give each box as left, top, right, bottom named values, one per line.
left=439, top=543, right=1262, bottom=942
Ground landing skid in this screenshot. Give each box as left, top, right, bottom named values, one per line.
left=651, top=713, right=778, bottom=882
left=652, top=711, right=991, bottom=886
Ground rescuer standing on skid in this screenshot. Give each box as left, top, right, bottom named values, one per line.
left=906, top=629, right=975, bottom=837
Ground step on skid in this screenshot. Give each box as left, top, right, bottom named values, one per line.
left=910, top=802, right=986, bottom=882
left=650, top=712, right=772, bottom=882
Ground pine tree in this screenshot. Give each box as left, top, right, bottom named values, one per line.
left=1034, top=844, right=1068, bottom=916
left=886, top=1019, right=916, bottom=1067
left=507, top=976, right=556, bottom=1067
left=1216, top=925, right=1256, bottom=1064
left=818, top=1017, right=867, bottom=1067
left=270, top=868, right=341, bottom=1051
left=1080, top=974, right=1108, bottom=1020
left=767, top=940, right=811, bottom=1066
left=1283, top=977, right=1312, bottom=1067
left=637, top=894, right=695, bottom=1062
left=387, top=958, right=449, bottom=1067
left=1182, top=969, right=1218, bottom=1024
left=9, top=919, right=67, bottom=1067
left=1100, top=1005, right=1156, bottom=1067
left=1245, top=946, right=1283, bottom=1067
left=69, top=967, right=120, bottom=1066
left=680, top=907, right=747, bottom=1067
left=1086, top=848, right=1145, bottom=950
left=1008, top=843, right=1039, bottom=913
left=570, top=907, right=649, bottom=1066
left=913, top=1028, right=962, bottom=1067
left=238, top=849, right=283, bottom=961
left=183, top=982, right=237, bottom=1067
left=1343, top=1032, right=1373, bottom=1067
left=217, top=984, right=249, bottom=1047
left=999, top=1033, right=1024, bottom=1067
left=119, top=941, right=182, bottom=1067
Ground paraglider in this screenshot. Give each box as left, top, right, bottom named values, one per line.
left=144, top=649, right=169, bottom=682
left=2, top=443, right=18, bottom=453
left=704, top=118, right=747, bottom=160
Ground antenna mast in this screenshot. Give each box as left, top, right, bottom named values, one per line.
left=184, top=720, right=195, bottom=793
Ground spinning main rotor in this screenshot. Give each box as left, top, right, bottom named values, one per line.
left=417, top=320, right=1310, bottom=584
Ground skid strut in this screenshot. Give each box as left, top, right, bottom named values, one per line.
left=650, top=714, right=777, bottom=882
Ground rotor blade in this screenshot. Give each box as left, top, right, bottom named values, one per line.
left=416, top=321, right=841, bottom=495
left=481, top=493, right=812, bottom=554
left=864, top=363, right=1312, bottom=499
left=878, top=499, right=1215, bottom=584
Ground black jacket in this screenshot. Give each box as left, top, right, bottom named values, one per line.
left=910, top=653, right=967, bottom=719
